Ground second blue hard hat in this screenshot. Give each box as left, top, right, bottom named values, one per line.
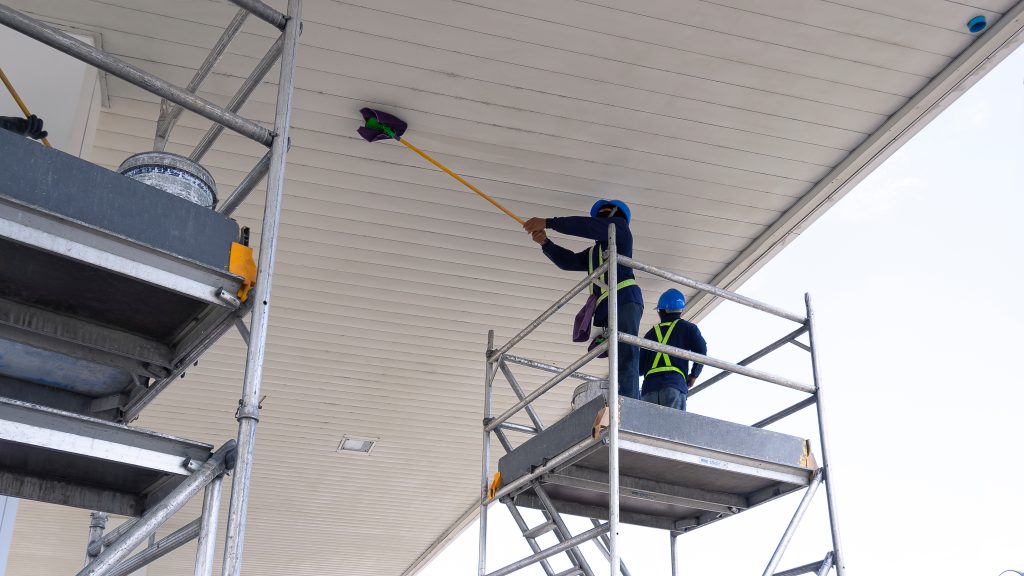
left=590, top=199, right=631, bottom=223
left=656, top=288, right=686, bottom=311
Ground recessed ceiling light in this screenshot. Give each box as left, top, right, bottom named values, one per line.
left=337, top=435, right=378, bottom=455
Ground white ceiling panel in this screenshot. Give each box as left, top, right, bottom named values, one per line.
left=3, top=0, right=1022, bottom=575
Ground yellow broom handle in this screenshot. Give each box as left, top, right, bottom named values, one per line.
left=398, top=137, right=524, bottom=225
left=0, top=67, right=52, bottom=148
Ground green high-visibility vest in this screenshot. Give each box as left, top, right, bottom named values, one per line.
left=588, top=245, right=637, bottom=305
left=646, top=320, right=686, bottom=377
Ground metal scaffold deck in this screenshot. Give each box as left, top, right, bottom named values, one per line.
left=478, top=224, right=846, bottom=576
left=0, top=0, right=302, bottom=574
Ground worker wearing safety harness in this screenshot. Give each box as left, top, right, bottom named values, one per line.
left=639, top=289, right=706, bottom=411
left=524, top=199, right=644, bottom=399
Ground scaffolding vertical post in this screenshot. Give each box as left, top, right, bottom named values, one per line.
left=670, top=531, right=679, bottom=576
left=479, top=330, right=496, bottom=576
left=606, top=223, right=621, bottom=576
left=194, top=474, right=224, bottom=576
left=219, top=1, right=301, bottom=575
left=85, top=512, right=107, bottom=565
left=805, top=293, right=846, bottom=576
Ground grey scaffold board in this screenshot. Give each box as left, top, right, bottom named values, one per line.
left=0, top=128, right=248, bottom=411
left=0, top=396, right=213, bottom=516
left=498, top=397, right=815, bottom=531
left=0, top=128, right=237, bottom=269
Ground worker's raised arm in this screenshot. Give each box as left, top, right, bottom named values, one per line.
left=546, top=216, right=629, bottom=242
left=539, top=237, right=589, bottom=271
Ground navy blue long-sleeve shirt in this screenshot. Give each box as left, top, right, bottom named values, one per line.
left=639, top=318, right=706, bottom=395
left=540, top=216, right=643, bottom=327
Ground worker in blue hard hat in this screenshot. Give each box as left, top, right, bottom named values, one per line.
left=523, top=199, right=644, bottom=399
left=638, top=288, right=706, bottom=411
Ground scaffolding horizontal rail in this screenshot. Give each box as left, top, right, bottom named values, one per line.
left=502, top=354, right=603, bottom=382
left=497, top=422, right=538, bottom=435
left=107, top=518, right=201, bottom=576
left=752, top=397, right=817, bottom=429
left=489, top=262, right=608, bottom=361
left=618, top=333, right=815, bottom=394
left=486, top=342, right=609, bottom=432
left=227, top=0, right=287, bottom=30
left=0, top=4, right=274, bottom=146
left=618, top=255, right=805, bottom=324
left=690, top=326, right=809, bottom=396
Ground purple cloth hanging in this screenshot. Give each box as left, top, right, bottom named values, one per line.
left=572, top=294, right=597, bottom=342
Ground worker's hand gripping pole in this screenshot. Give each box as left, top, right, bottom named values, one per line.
left=0, top=66, right=52, bottom=148
left=361, top=113, right=525, bottom=225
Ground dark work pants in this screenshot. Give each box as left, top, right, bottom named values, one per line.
left=642, top=387, right=687, bottom=411
left=615, top=301, right=643, bottom=399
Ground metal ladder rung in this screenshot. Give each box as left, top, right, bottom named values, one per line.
left=774, top=551, right=834, bottom=576
left=523, top=520, right=556, bottom=539
left=552, top=569, right=585, bottom=576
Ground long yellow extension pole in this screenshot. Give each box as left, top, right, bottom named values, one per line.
left=398, top=137, right=525, bottom=225
left=0, top=66, right=52, bottom=148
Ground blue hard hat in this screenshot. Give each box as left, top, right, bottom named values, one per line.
left=590, top=199, right=631, bottom=223
left=656, top=288, right=686, bottom=311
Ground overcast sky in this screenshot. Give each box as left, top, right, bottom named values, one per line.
left=419, top=41, right=1024, bottom=576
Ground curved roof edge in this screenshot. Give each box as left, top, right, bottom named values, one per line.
left=686, top=1, right=1024, bottom=323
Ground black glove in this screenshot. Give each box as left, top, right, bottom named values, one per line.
left=0, top=114, right=47, bottom=140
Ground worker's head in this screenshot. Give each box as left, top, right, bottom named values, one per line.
left=656, top=289, right=685, bottom=320
left=590, top=199, right=631, bottom=223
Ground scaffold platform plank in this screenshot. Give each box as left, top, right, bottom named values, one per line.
left=0, top=396, right=213, bottom=516
left=0, top=128, right=244, bottom=419
left=498, top=397, right=816, bottom=532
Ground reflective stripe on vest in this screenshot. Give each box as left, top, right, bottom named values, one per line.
left=588, top=245, right=637, bottom=305
left=646, top=320, right=686, bottom=377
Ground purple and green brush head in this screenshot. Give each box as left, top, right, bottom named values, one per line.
left=358, top=107, right=408, bottom=142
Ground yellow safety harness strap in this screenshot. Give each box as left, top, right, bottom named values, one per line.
left=646, top=320, right=686, bottom=377
left=588, top=245, right=637, bottom=304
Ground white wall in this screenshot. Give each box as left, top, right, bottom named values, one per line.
left=0, top=498, right=17, bottom=576
left=0, top=26, right=102, bottom=157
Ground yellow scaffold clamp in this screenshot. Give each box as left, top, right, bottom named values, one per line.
left=229, top=242, right=257, bottom=302
left=487, top=472, right=502, bottom=501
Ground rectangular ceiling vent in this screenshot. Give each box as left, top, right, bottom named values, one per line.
left=337, top=435, right=378, bottom=456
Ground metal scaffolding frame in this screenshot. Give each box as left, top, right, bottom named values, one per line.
left=479, top=224, right=846, bottom=576
left=0, top=0, right=301, bottom=574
